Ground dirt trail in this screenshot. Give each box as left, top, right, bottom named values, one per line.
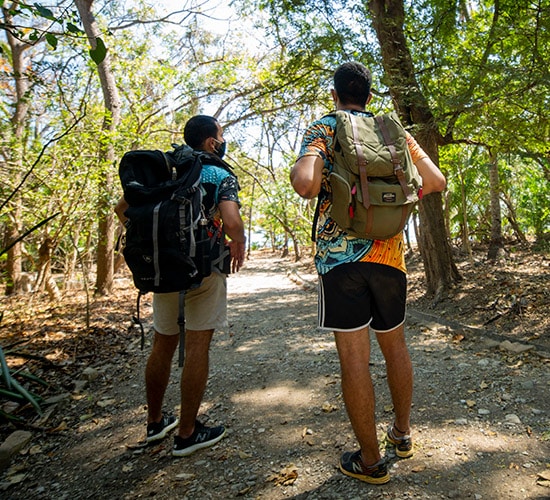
left=1, top=251, right=549, bottom=499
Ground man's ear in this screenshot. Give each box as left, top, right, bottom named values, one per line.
left=366, top=92, right=373, bottom=105
left=204, top=136, right=216, bottom=154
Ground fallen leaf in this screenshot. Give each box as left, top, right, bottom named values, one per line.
left=48, top=421, right=68, bottom=433
left=268, top=464, right=298, bottom=486
left=7, top=473, right=27, bottom=485
left=126, top=441, right=148, bottom=450
left=321, top=401, right=336, bottom=413
left=175, top=473, right=195, bottom=481
left=97, top=398, right=116, bottom=407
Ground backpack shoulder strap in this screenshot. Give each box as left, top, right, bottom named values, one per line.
left=197, top=152, right=236, bottom=177
left=311, top=194, right=321, bottom=242
left=160, top=151, right=177, bottom=180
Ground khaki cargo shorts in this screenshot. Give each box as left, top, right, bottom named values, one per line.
left=152, top=271, right=228, bottom=334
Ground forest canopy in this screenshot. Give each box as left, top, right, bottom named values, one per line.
left=0, top=0, right=548, bottom=298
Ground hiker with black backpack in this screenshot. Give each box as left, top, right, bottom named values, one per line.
left=290, top=62, right=446, bottom=484
left=115, top=115, right=246, bottom=457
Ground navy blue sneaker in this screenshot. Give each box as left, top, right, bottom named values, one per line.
left=172, top=420, right=226, bottom=457
left=339, top=451, right=390, bottom=484
left=146, top=414, right=179, bottom=443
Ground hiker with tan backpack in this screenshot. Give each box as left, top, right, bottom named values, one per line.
left=290, top=61, right=446, bottom=484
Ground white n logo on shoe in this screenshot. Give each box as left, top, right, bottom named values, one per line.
left=352, top=462, right=363, bottom=474
left=196, top=432, right=209, bottom=443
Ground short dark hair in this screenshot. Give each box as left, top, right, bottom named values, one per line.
left=333, top=62, right=372, bottom=107
left=184, top=115, right=219, bottom=149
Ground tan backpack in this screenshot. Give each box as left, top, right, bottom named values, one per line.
left=321, top=110, right=423, bottom=240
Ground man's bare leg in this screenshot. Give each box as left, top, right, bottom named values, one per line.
left=376, top=324, right=413, bottom=435
left=145, top=332, right=178, bottom=424
left=177, top=329, right=214, bottom=438
left=334, top=327, right=381, bottom=466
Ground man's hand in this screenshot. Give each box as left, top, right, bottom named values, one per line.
left=219, top=200, right=246, bottom=273
left=115, top=197, right=129, bottom=224
left=228, top=240, right=246, bottom=273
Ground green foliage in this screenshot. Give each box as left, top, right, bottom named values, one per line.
left=6, top=1, right=87, bottom=57
left=1, top=0, right=549, bottom=291
left=507, top=159, right=550, bottom=238
left=441, top=144, right=550, bottom=243
left=89, top=36, right=106, bottom=64
left=0, top=346, right=43, bottom=416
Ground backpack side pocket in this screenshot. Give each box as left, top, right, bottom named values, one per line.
left=328, top=171, right=354, bottom=232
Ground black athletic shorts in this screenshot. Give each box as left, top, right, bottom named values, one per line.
left=318, top=261, right=407, bottom=333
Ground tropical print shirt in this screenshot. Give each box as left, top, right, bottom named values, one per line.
left=200, top=163, right=240, bottom=270
left=297, top=110, right=428, bottom=276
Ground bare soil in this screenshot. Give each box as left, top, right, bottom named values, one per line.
left=1, top=246, right=549, bottom=499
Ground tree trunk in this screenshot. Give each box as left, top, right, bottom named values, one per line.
left=368, top=0, right=460, bottom=301
left=501, top=192, right=528, bottom=246
left=486, top=149, right=504, bottom=260
left=75, top=0, right=121, bottom=296
left=247, top=179, right=257, bottom=259
left=5, top=213, right=22, bottom=295
left=35, top=237, right=62, bottom=302
left=65, top=220, right=82, bottom=285
left=291, top=234, right=301, bottom=262
left=457, top=164, right=474, bottom=262
left=2, top=4, right=31, bottom=294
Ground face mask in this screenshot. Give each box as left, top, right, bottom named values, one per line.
left=214, top=139, right=226, bottom=159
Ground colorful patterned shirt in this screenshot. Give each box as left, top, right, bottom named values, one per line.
left=200, top=163, right=240, bottom=269
left=297, top=110, right=428, bottom=276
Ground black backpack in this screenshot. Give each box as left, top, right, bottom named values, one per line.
left=118, top=144, right=235, bottom=365
left=119, top=144, right=234, bottom=293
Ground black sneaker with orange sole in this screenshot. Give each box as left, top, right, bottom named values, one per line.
left=386, top=425, right=414, bottom=458
left=339, top=451, right=390, bottom=484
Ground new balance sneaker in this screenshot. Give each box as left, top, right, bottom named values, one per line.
left=339, top=451, right=390, bottom=484
left=386, top=425, right=413, bottom=458
left=172, top=420, right=226, bottom=457
left=146, top=413, right=179, bottom=443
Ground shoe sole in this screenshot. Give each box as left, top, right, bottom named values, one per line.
left=338, top=464, right=390, bottom=485
left=387, top=435, right=414, bottom=458
left=146, top=418, right=179, bottom=443
left=395, top=448, right=414, bottom=458
left=172, top=428, right=226, bottom=457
